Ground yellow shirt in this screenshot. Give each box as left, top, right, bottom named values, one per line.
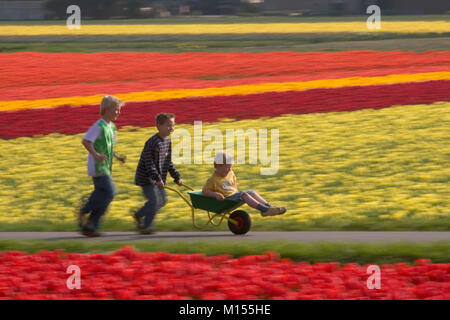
left=203, top=170, right=238, bottom=197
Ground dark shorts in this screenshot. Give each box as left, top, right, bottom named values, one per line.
left=225, top=190, right=255, bottom=201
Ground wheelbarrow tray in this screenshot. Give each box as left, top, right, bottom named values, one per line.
left=188, top=190, right=244, bottom=214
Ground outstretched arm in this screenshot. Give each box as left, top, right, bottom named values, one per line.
left=168, top=143, right=182, bottom=185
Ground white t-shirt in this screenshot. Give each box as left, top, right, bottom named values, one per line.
left=83, top=119, right=116, bottom=177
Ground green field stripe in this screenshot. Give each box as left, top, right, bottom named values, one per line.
left=2, top=32, right=449, bottom=42
left=1, top=33, right=449, bottom=53
left=0, top=240, right=448, bottom=264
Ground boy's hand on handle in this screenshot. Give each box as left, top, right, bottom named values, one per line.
left=156, top=181, right=165, bottom=188
left=175, top=179, right=183, bottom=186
left=215, top=193, right=225, bottom=201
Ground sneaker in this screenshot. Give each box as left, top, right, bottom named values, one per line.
left=75, top=195, right=90, bottom=228
left=81, top=231, right=101, bottom=237
left=76, top=210, right=86, bottom=228
left=132, top=212, right=144, bottom=229
left=275, top=207, right=287, bottom=216
left=138, top=227, right=155, bottom=235
left=261, top=206, right=287, bottom=217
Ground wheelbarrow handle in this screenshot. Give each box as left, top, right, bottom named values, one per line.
left=164, top=183, right=194, bottom=191
left=179, top=183, right=194, bottom=191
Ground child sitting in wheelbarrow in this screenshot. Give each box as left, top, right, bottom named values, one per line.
left=202, top=151, right=286, bottom=217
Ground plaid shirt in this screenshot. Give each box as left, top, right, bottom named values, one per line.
left=135, top=134, right=181, bottom=186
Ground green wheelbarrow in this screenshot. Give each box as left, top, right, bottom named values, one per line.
left=164, top=184, right=251, bottom=235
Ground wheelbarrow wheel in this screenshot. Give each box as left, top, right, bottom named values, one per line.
left=228, top=210, right=251, bottom=235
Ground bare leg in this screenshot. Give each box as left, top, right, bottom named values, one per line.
left=240, top=192, right=263, bottom=209
left=247, top=191, right=270, bottom=206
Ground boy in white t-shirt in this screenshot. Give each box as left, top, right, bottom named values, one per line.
left=78, top=95, right=126, bottom=237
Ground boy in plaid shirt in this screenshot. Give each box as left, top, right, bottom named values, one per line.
left=134, top=113, right=182, bottom=234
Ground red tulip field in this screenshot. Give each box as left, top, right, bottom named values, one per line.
left=0, top=247, right=448, bottom=300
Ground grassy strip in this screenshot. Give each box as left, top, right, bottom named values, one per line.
left=0, top=239, right=448, bottom=265
left=1, top=33, right=449, bottom=53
